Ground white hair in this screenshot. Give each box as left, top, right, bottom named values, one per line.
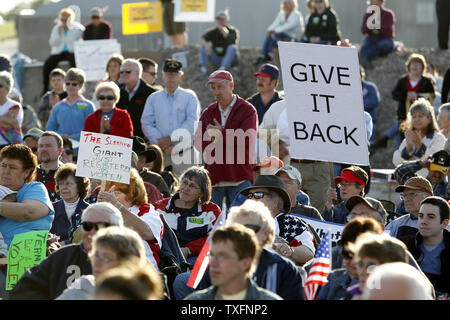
left=82, top=202, right=124, bottom=226
left=362, top=262, right=434, bottom=300
left=122, top=58, right=143, bottom=78
left=227, top=199, right=276, bottom=248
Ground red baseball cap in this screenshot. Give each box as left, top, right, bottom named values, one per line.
left=207, top=70, right=233, bottom=84
left=334, top=170, right=366, bottom=187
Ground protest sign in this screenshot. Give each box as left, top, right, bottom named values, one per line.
left=75, top=132, right=133, bottom=184
left=6, top=231, right=48, bottom=290
left=74, top=39, right=121, bottom=82
left=292, top=214, right=344, bottom=245
left=278, top=42, right=369, bottom=166
left=174, top=0, right=215, bottom=22
left=122, top=1, right=163, bottom=35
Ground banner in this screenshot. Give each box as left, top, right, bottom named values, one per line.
left=278, top=42, right=369, bottom=166
left=6, top=231, right=48, bottom=290
left=74, top=39, right=121, bottom=82
left=75, top=131, right=133, bottom=184
left=174, top=0, right=215, bottom=22
left=292, top=214, right=344, bottom=245
left=122, top=2, right=163, bottom=35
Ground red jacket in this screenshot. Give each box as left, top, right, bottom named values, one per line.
left=83, top=107, right=133, bottom=138
left=194, top=95, right=258, bottom=185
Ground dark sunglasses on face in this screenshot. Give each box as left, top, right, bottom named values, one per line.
left=244, top=224, right=261, bottom=233
left=81, top=221, right=111, bottom=232
left=97, top=95, right=115, bottom=101
left=342, top=248, right=354, bottom=260
left=247, top=191, right=270, bottom=200
left=120, top=70, right=133, bottom=74
left=65, top=82, right=78, bottom=87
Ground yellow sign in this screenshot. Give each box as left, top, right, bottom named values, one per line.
left=181, top=0, right=207, bottom=12
left=122, top=2, right=162, bottom=35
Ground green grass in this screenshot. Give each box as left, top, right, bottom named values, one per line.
left=0, top=20, right=17, bottom=41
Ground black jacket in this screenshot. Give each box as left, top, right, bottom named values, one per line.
left=50, top=199, right=89, bottom=241
left=8, top=243, right=92, bottom=300
left=116, top=80, right=157, bottom=140
left=391, top=75, right=435, bottom=120
left=399, top=229, right=450, bottom=295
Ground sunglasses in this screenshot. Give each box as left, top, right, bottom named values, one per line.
left=342, top=248, right=354, bottom=260
left=81, top=221, right=111, bottom=232
left=247, top=191, right=271, bottom=200
left=98, top=95, right=115, bottom=101
left=65, top=82, right=79, bottom=87
left=120, top=70, right=133, bottom=74
left=244, top=224, right=261, bottom=233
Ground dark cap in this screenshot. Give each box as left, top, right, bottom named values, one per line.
left=346, top=195, right=387, bottom=225
left=130, top=136, right=156, bottom=163
left=430, top=150, right=450, bottom=175
left=240, top=174, right=291, bottom=213
left=395, top=176, right=433, bottom=196
left=253, top=63, right=279, bottom=80
left=163, top=59, right=182, bottom=73
left=23, top=127, right=44, bottom=141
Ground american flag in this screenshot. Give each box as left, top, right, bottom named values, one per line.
left=186, top=210, right=226, bottom=288
left=303, top=230, right=331, bottom=300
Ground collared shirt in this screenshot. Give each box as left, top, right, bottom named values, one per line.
left=46, top=97, right=94, bottom=141
left=218, top=94, right=237, bottom=127
left=247, top=91, right=283, bottom=125
left=125, top=79, right=141, bottom=101
left=141, top=87, right=200, bottom=143
left=35, top=162, right=64, bottom=202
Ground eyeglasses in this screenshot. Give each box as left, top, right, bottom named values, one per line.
left=97, top=95, right=115, bottom=101
left=247, top=191, right=271, bottom=200
left=63, top=149, right=73, bottom=155
left=81, top=221, right=111, bottom=232
left=356, top=260, right=378, bottom=270
left=31, top=147, right=38, bottom=152
left=399, top=192, right=426, bottom=201
left=180, top=179, right=201, bottom=189
left=244, top=224, right=261, bottom=233
left=206, top=252, right=233, bottom=263
left=92, top=252, right=118, bottom=264
left=65, top=82, right=79, bottom=87
left=120, top=70, right=133, bottom=74
left=337, top=182, right=358, bottom=188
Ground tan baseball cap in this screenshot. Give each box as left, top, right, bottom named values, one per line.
left=394, top=176, right=433, bottom=196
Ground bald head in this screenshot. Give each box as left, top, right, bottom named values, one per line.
left=362, top=262, right=434, bottom=300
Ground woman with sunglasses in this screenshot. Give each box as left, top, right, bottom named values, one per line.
left=46, top=68, right=94, bottom=142
left=50, top=163, right=90, bottom=243
left=153, top=166, right=221, bottom=265
left=83, top=81, right=133, bottom=138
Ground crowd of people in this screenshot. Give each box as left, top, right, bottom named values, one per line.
left=0, top=0, right=449, bottom=301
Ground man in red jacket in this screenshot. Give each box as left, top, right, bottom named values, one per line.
left=194, top=70, right=258, bottom=211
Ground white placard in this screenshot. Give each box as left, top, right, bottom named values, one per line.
left=278, top=42, right=369, bottom=166
left=74, top=39, right=122, bottom=82
left=75, top=131, right=133, bottom=184
left=293, top=214, right=344, bottom=244
left=174, top=0, right=215, bottom=22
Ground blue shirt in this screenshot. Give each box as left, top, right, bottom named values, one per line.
left=141, top=87, right=200, bottom=143
left=46, top=98, right=94, bottom=140
left=419, top=241, right=445, bottom=275
left=0, top=182, right=54, bottom=247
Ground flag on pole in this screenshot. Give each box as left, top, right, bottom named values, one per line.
left=187, top=210, right=226, bottom=288
left=303, top=230, right=331, bottom=300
